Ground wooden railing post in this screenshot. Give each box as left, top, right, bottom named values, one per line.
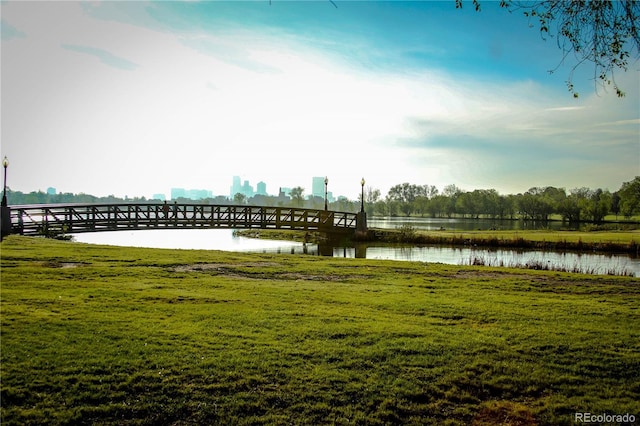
left=0, top=205, right=10, bottom=240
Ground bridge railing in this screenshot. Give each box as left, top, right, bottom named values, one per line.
left=9, top=203, right=358, bottom=236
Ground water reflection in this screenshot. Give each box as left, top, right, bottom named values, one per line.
left=322, top=244, right=639, bottom=276
left=369, top=217, right=578, bottom=231
left=72, top=228, right=639, bottom=277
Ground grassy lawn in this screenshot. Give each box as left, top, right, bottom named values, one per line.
left=237, top=228, right=640, bottom=248
left=1, top=236, right=639, bottom=425
left=370, top=229, right=639, bottom=254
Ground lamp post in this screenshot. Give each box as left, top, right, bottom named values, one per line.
left=2, top=156, right=8, bottom=207
left=360, top=177, right=365, bottom=213
left=1, top=156, right=9, bottom=240
left=324, top=176, right=328, bottom=211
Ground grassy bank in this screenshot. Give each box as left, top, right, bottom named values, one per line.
left=237, top=228, right=640, bottom=254
left=1, top=236, right=639, bottom=425
left=367, top=228, right=639, bottom=254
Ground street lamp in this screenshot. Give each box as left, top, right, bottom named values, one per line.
left=324, top=176, right=328, bottom=210
left=360, top=177, right=365, bottom=213
left=2, top=156, right=8, bottom=207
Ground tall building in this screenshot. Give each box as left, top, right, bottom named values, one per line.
left=256, top=181, right=267, bottom=196
left=171, top=188, right=212, bottom=200
left=312, top=177, right=326, bottom=198
left=171, top=188, right=187, bottom=199
left=242, top=180, right=254, bottom=197
left=230, top=176, right=257, bottom=198
left=280, top=187, right=292, bottom=197
left=230, top=176, right=242, bottom=198
left=188, top=189, right=212, bottom=200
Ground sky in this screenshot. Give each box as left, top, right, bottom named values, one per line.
left=1, top=1, right=639, bottom=200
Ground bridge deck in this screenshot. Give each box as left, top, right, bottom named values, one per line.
left=9, top=203, right=359, bottom=236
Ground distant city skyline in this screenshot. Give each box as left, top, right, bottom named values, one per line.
left=155, top=175, right=340, bottom=201
left=15, top=171, right=638, bottom=203
left=229, top=175, right=339, bottom=201
left=2, top=2, right=637, bottom=200
left=171, top=188, right=213, bottom=201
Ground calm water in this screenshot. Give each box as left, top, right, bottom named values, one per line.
left=369, top=216, right=575, bottom=231
left=72, top=228, right=640, bottom=276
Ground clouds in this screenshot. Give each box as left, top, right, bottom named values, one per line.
left=1, top=1, right=637, bottom=199
left=61, top=44, right=138, bottom=71
left=1, top=18, right=26, bottom=40
left=392, top=68, right=639, bottom=192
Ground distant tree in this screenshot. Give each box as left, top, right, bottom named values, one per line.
left=233, top=193, right=246, bottom=205
left=618, top=176, right=640, bottom=218
left=307, top=195, right=324, bottom=210
left=442, top=184, right=463, bottom=218
left=611, top=191, right=621, bottom=219
left=411, top=185, right=438, bottom=217
left=290, top=186, right=305, bottom=207
left=591, top=189, right=612, bottom=224
left=501, top=194, right=518, bottom=219
left=518, top=189, right=555, bottom=221
left=425, top=194, right=445, bottom=218
left=364, top=187, right=381, bottom=204
left=482, top=189, right=502, bottom=219
left=565, top=187, right=613, bottom=223
left=413, top=196, right=429, bottom=217
left=212, top=195, right=232, bottom=205
left=373, top=199, right=387, bottom=216
left=363, top=187, right=381, bottom=216
left=384, top=197, right=400, bottom=217
left=457, top=0, right=640, bottom=97
left=456, top=191, right=481, bottom=218
left=571, top=188, right=612, bottom=223
left=388, top=183, right=416, bottom=202
left=423, top=184, right=439, bottom=199
left=334, top=197, right=357, bottom=213
left=542, top=186, right=567, bottom=209
left=558, top=192, right=583, bottom=223
left=388, top=183, right=421, bottom=216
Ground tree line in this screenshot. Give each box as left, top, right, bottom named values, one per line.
left=366, top=177, right=640, bottom=223
left=3, top=187, right=362, bottom=213
left=6, top=176, right=639, bottom=223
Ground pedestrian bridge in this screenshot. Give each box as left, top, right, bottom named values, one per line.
left=7, top=203, right=365, bottom=237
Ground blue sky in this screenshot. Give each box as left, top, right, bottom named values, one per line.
left=2, top=1, right=638, bottom=200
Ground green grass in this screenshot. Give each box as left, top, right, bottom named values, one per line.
left=237, top=228, right=640, bottom=250
left=1, top=236, right=639, bottom=425
left=418, top=229, right=640, bottom=244
left=373, top=229, right=640, bottom=253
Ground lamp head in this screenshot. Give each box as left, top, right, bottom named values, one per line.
left=361, top=177, right=365, bottom=187
left=2, top=156, right=8, bottom=169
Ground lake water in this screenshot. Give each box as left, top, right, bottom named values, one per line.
left=72, top=228, right=640, bottom=277
left=369, top=217, right=573, bottom=231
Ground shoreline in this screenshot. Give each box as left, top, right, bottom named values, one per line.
left=236, top=228, right=640, bottom=255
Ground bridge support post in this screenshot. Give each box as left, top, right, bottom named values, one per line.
left=319, top=210, right=332, bottom=233
left=1, top=205, right=11, bottom=241
left=356, top=211, right=367, bottom=234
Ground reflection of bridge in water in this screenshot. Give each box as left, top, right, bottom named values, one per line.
left=6, top=203, right=367, bottom=237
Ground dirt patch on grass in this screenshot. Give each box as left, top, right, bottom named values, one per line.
left=172, top=262, right=278, bottom=273
left=473, top=400, right=537, bottom=426
left=454, top=269, right=526, bottom=280
left=279, top=272, right=369, bottom=282
left=171, top=263, right=366, bottom=282
left=41, top=261, right=88, bottom=268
